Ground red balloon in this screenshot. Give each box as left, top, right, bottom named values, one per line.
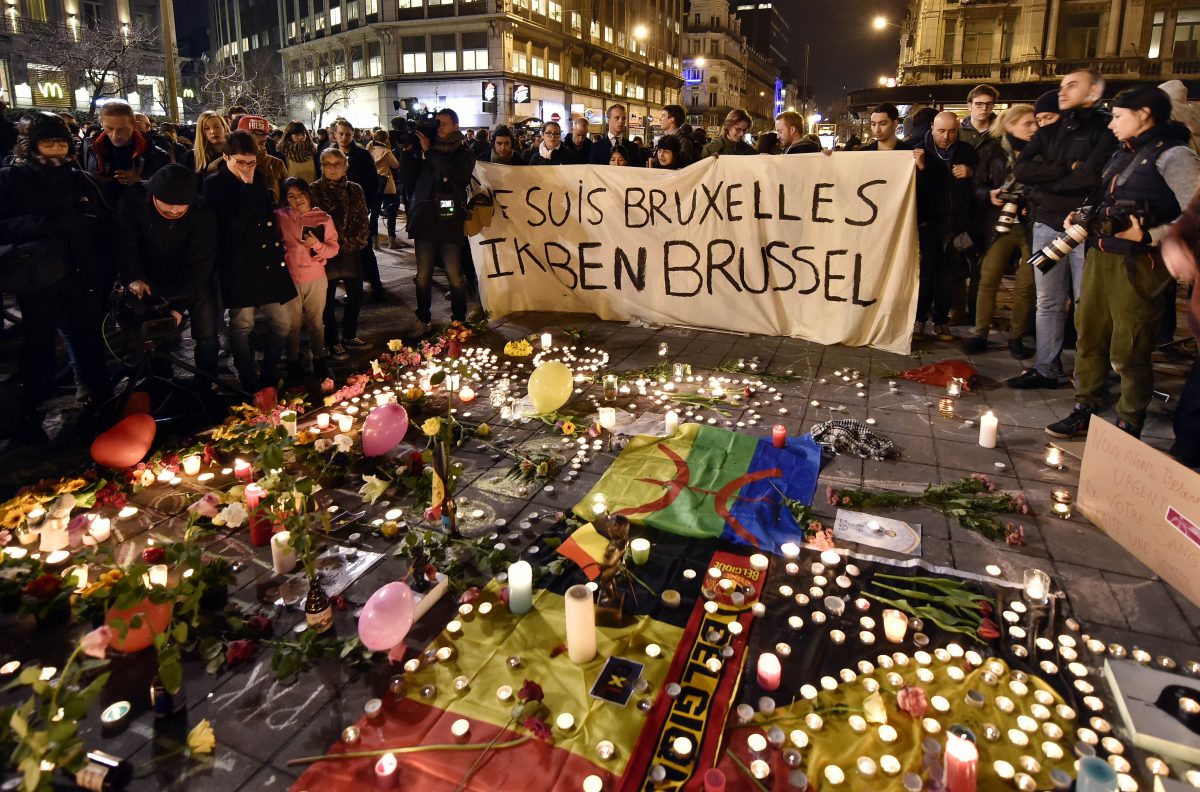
left=106, top=598, right=172, bottom=653
left=91, top=413, right=157, bottom=469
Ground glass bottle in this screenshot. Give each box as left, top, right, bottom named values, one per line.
left=305, top=579, right=333, bottom=634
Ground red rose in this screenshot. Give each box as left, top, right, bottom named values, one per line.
left=141, top=546, right=166, bottom=564
left=24, top=573, right=62, bottom=600
left=499, top=587, right=511, bottom=606
left=978, top=618, right=1000, bottom=640
left=226, top=639, right=257, bottom=667
left=246, top=615, right=274, bottom=637
left=896, top=686, right=929, bottom=719
left=523, top=716, right=553, bottom=742
left=331, top=594, right=347, bottom=611
left=518, top=679, right=544, bottom=702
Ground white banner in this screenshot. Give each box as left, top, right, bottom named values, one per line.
left=468, top=152, right=919, bottom=354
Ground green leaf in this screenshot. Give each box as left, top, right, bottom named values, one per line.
left=9, top=709, right=27, bottom=738
left=173, top=621, right=188, bottom=644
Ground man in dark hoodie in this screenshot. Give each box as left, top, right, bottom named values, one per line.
left=117, top=164, right=221, bottom=382
left=85, top=100, right=169, bottom=207
left=1010, top=69, right=1118, bottom=389
left=483, top=126, right=524, bottom=165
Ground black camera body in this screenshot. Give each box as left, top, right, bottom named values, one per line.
left=404, top=113, right=438, bottom=147
left=1028, top=205, right=1092, bottom=273
left=1091, top=199, right=1155, bottom=239
left=994, top=178, right=1025, bottom=235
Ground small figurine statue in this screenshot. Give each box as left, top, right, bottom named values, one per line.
left=38, top=493, right=75, bottom=552
left=594, top=513, right=630, bottom=626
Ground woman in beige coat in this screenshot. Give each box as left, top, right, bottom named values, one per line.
left=368, top=128, right=402, bottom=248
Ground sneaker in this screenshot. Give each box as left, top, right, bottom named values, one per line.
left=912, top=320, right=926, bottom=338
left=962, top=334, right=988, bottom=354
left=1005, top=368, right=1062, bottom=390
left=389, top=237, right=409, bottom=249
left=933, top=324, right=954, bottom=341
left=1008, top=339, right=1033, bottom=359
left=343, top=337, right=372, bottom=349
left=328, top=344, right=349, bottom=361
left=1115, top=418, right=1142, bottom=439
left=1046, top=405, right=1092, bottom=438
left=413, top=321, right=433, bottom=337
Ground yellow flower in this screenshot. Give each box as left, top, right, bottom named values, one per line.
left=58, top=477, right=89, bottom=494
left=387, top=339, right=404, bottom=352
left=475, top=423, right=491, bottom=438
left=503, top=339, right=534, bottom=357
left=561, top=421, right=576, bottom=436
left=187, top=719, right=216, bottom=755
left=295, top=431, right=317, bottom=446
left=422, top=417, right=442, bottom=437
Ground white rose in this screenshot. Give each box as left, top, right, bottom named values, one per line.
left=332, top=433, right=353, bottom=453
left=218, top=501, right=248, bottom=528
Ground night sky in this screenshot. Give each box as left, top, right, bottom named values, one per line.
left=780, top=0, right=909, bottom=109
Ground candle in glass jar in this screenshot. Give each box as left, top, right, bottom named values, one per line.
left=664, top=410, right=679, bottom=435
left=234, top=458, right=253, bottom=482
left=978, top=411, right=998, bottom=448
left=943, top=732, right=978, bottom=792
left=271, top=531, right=297, bottom=575
left=883, top=609, right=908, bottom=643
left=508, top=560, right=533, bottom=615
left=374, top=752, right=398, bottom=789
left=181, top=455, right=201, bottom=476
left=459, top=386, right=475, bottom=403
left=1044, top=443, right=1064, bottom=468
left=947, top=379, right=962, bottom=397
left=1023, top=569, right=1050, bottom=605
left=316, top=413, right=330, bottom=429
left=336, top=413, right=354, bottom=433
left=598, top=407, right=617, bottom=430
left=772, top=424, right=787, bottom=448
left=564, top=585, right=596, bottom=663
left=540, top=332, right=552, bottom=350
left=757, top=652, right=782, bottom=691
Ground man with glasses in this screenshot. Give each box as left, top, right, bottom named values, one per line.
left=526, top=121, right=568, bottom=165
left=236, top=115, right=288, bottom=204
left=204, top=130, right=297, bottom=392
left=589, top=104, right=645, bottom=166
left=960, top=85, right=999, bottom=150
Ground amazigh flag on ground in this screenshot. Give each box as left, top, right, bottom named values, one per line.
left=573, top=424, right=821, bottom=554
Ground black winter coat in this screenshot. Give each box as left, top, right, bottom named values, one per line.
left=403, top=140, right=476, bottom=243
left=338, top=143, right=379, bottom=206
left=915, top=135, right=979, bottom=233
left=203, top=162, right=296, bottom=309
left=972, top=135, right=1030, bottom=246
left=561, top=135, right=592, bottom=164
left=1012, top=105, right=1118, bottom=230
left=116, top=183, right=219, bottom=303
left=83, top=130, right=171, bottom=208
left=0, top=160, right=114, bottom=292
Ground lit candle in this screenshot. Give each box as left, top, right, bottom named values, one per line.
left=1023, top=569, right=1050, bottom=605
left=88, top=517, right=111, bottom=543
left=26, top=505, right=45, bottom=525
left=672, top=736, right=693, bottom=757
left=68, top=564, right=89, bottom=591
left=943, top=732, right=978, bottom=792
left=271, top=531, right=297, bottom=575
left=147, top=564, right=168, bottom=587
left=181, top=455, right=201, bottom=476
left=1044, top=443, right=1064, bottom=468
left=1051, top=489, right=1072, bottom=519
left=336, top=413, right=354, bottom=433
left=1075, top=756, right=1118, bottom=792
left=883, top=609, right=908, bottom=643
left=947, top=379, right=962, bottom=398
left=630, top=538, right=651, bottom=565
left=591, top=493, right=608, bottom=517
left=820, top=549, right=841, bottom=567
left=458, top=386, right=475, bottom=402
left=979, top=411, right=998, bottom=449
left=280, top=410, right=298, bottom=436
left=780, top=542, right=800, bottom=560
left=757, top=652, right=782, bottom=691
left=43, top=549, right=70, bottom=567
left=374, top=752, right=398, bottom=788
left=564, top=584, right=596, bottom=664
left=234, top=458, right=253, bottom=482
left=598, top=407, right=617, bottom=430
left=507, top=560, right=533, bottom=615
left=555, top=712, right=575, bottom=732
left=245, top=483, right=271, bottom=546
left=541, top=332, right=552, bottom=350
left=316, top=413, right=330, bottom=429
left=664, top=410, right=679, bottom=435
left=750, top=553, right=769, bottom=572
left=772, top=424, right=787, bottom=448
left=450, top=718, right=470, bottom=742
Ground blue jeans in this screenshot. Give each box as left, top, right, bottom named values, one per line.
left=228, top=301, right=294, bottom=391
left=414, top=238, right=467, bottom=324
left=1031, top=221, right=1086, bottom=378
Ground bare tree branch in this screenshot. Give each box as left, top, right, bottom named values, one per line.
left=197, top=54, right=285, bottom=120
left=288, top=40, right=352, bottom=129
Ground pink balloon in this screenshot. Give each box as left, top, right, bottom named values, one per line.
left=361, top=403, right=410, bottom=457
left=358, top=581, right=416, bottom=652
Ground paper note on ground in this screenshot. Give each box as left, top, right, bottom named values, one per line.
left=833, top=509, right=922, bottom=555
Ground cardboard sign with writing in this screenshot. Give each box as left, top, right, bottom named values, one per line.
left=1078, top=419, right=1200, bottom=607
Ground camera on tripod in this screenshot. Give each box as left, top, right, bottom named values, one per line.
left=113, top=288, right=178, bottom=350
left=994, top=178, right=1025, bottom=235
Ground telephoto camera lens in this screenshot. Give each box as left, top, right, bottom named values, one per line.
left=1028, top=223, right=1088, bottom=273
left=994, top=200, right=1020, bottom=235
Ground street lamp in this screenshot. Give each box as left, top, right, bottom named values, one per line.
left=808, top=112, right=823, bottom=127
left=633, top=24, right=647, bottom=40
left=878, top=76, right=888, bottom=86
left=873, top=15, right=900, bottom=30
left=695, top=56, right=706, bottom=67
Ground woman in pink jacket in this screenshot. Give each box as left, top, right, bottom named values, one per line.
left=276, top=177, right=339, bottom=377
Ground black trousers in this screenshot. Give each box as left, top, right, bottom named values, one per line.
left=16, top=281, right=111, bottom=410
left=1173, top=356, right=1200, bottom=467
left=916, top=224, right=952, bottom=325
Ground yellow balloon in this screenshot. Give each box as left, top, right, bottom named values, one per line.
left=528, top=360, right=574, bottom=414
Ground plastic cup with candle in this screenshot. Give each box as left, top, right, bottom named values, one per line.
left=947, top=379, right=962, bottom=398
left=630, top=538, right=651, bottom=565
left=181, top=455, right=202, bottom=476
left=664, top=410, right=679, bottom=435
left=271, top=531, right=297, bottom=575
left=507, top=560, right=533, bottom=615
left=88, top=517, right=112, bottom=543
left=459, top=386, right=475, bottom=403
left=147, top=564, right=168, bottom=587
left=598, top=407, right=617, bottom=431
left=233, top=458, right=253, bottom=482
left=979, top=410, right=999, bottom=448
left=316, top=413, right=330, bottom=430
left=883, top=609, right=909, bottom=643
left=1044, top=443, right=1064, bottom=469
left=1023, top=569, right=1050, bottom=605
left=336, top=413, right=354, bottom=433
left=280, top=410, right=298, bottom=436
left=374, top=752, right=398, bottom=788
left=943, top=731, right=978, bottom=792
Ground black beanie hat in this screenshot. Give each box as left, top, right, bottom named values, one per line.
left=26, top=111, right=73, bottom=149
left=1034, top=90, right=1059, bottom=116
left=147, top=163, right=199, bottom=205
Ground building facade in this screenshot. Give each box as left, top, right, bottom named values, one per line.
left=681, top=0, right=780, bottom=133
left=0, top=0, right=168, bottom=116
left=208, top=0, right=685, bottom=135
left=852, top=0, right=1200, bottom=110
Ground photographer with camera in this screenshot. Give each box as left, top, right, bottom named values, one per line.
left=0, top=111, right=114, bottom=439
left=403, top=108, right=475, bottom=334
left=205, top=130, right=298, bottom=392
left=1045, top=85, right=1200, bottom=441
left=963, top=104, right=1038, bottom=357
left=1009, top=69, right=1118, bottom=389
left=116, top=164, right=221, bottom=384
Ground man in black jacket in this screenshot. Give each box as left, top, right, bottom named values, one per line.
left=1009, top=69, right=1118, bottom=389
left=118, top=164, right=220, bottom=382
left=562, top=117, right=592, bottom=164
left=914, top=111, right=979, bottom=340
left=482, top=126, right=524, bottom=165
left=858, top=104, right=913, bottom=151
left=204, top=130, right=297, bottom=391
left=403, top=108, right=475, bottom=332
left=84, top=100, right=170, bottom=207
left=331, top=119, right=384, bottom=300
left=589, top=104, right=645, bottom=166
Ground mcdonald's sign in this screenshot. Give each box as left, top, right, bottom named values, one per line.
left=30, top=67, right=69, bottom=109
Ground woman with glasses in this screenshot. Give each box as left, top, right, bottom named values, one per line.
left=525, top=121, right=568, bottom=165
left=702, top=109, right=756, bottom=158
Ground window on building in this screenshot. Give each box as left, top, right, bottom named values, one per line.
left=602, top=73, right=612, bottom=92
left=570, top=11, right=581, bottom=30
left=548, top=61, right=560, bottom=81
left=251, top=33, right=259, bottom=48
left=1175, top=9, right=1200, bottom=58
left=548, top=0, right=561, bottom=21
left=316, top=14, right=325, bottom=30
left=1062, top=13, right=1100, bottom=58
left=691, top=92, right=698, bottom=107
left=365, top=0, right=378, bottom=13
left=462, top=32, right=488, bottom=69
left=710, top=39, right=719, bottom=55
left=82, top=0, right=105, bottom=27
left=570, top=65, right=580, bottom=85
left=348, top=1, right=359, bottom=21
left=618, top=32, right=625, bottom=49
left=531, top=55, right=545, bottom=77
left=289, top=21, right=297, bottom=40
left=590, top=21, right=599, bottom=39
left=512, top=50, right=528, bottom=73
left=615, top=78, right=623, bottom=94
left=398, top=0, right=421, bottom=7
left=962, top=17, right=994, bottom=62
left=402, top=35, right=427, bottom=72
left=330, top=4, right=341, bottom=25
left=368, top=41, right=382, bottom=75
left=604, top=25, right=613, bottom=43
left=1002, top=16, right=1015, bottom=62
left=531, top=0, right=545, bottom=14
left=25, top=0, right=49, bottom=22
left=429, top=0, right=452, bottom=5
left=1149, top=10, right=1166, bottom=58
left=941, top=18, right=956, bottom=61
left=590, top=71, right=598, bottom=89
left=709, top=92, right=717, bottom=106
left=351, top=44, right=364, bottom=78
left=431, top=34, right=457, bottom=71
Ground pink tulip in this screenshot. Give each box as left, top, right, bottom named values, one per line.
left=80, top=626, right=113, bottom=659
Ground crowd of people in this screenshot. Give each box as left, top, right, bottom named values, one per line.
left=0, top=80, right=1196, bottom=465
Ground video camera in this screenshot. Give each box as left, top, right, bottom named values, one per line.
left=112, top=287, right=178, bottom=349
left=404, top=112, right=438, bottom=147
